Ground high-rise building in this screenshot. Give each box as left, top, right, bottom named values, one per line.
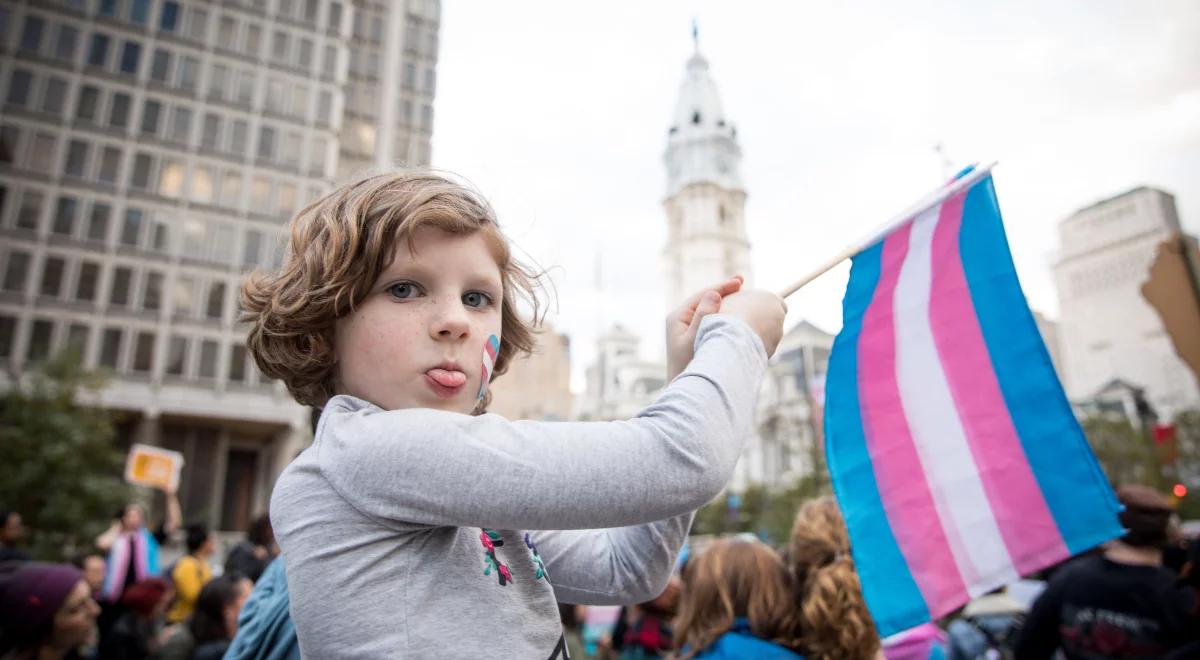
left=0, top=0, right=440, bottom=532
left=1053, top=186, right=1200, bottom=418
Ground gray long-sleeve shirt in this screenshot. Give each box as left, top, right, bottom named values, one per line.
left=271, top=314, right=767, bottom=658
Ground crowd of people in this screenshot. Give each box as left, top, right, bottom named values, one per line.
left=2, top=170, right=1198, bottom=659
left=0, top=498, right=274, bottom=660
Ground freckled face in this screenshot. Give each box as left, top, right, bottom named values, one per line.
left=334, top=227, right=504, bottom=412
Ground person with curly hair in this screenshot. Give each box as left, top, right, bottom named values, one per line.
left=786, top=497, right=882, bottom=660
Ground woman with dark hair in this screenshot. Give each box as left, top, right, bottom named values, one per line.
left=191, top=573, right=253, bottom=660
left=0, top=563, right=100, bottom=660
left=224, top=516, right=276, bottom=583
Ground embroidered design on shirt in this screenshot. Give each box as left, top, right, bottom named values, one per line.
left=479, top=528, right=513, bottom=586
left=524, top=533, right=547, bottom=580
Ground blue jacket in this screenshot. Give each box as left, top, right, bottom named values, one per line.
left=692, top=619, right=806, bottom=659
left=223, top=558, right=300, bottom=660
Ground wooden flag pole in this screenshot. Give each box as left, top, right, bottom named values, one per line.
left=777, top=161, right=998, bottom=300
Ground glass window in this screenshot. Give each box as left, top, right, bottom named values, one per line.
left=52, top=196, right=78, bottom=234
left=208, top=64, right=228, bottom=100
left=76, top=262, right=99, bottom=301
left=140, top=100, right=161, bottom=135
left=16, top=191, right=44, bottom=230
left=229, top=120, right=248, bottom=155
left=130, top=152, right=153, bottom=189
left=66, top=324, right=89, bottom=355
left=150, top=49, right=171, bottom=83
left=277, top=183, right=296, bottom=217
left=310, top=136, right=327, bottom=175
left=87, top=203, right=111, bottom=241
left=178, top=56, right=198, bottom=91
left=198, top=339, right=217, bottom=378
left=206, top=282, right=225, bottom=319
left=298, top=38, right=313, bottom=69
left=0, top=126, right=18, bottom=164
left=271, top=30, right=289, bottom=61
left=119, top=41, right=141, bottom=75
left=142, top=271, right=163, bottom=310
left=0, top=8, right=8, bottom=51
left=304, top=0, right=319, bottom=22
left=40, top=257, right=65, bottom=297
left=181, top=218, right=206, bottom=258
left=265, top=79, right=285, bottom=114
left=26, top=320, right=53, bottom=362
left=370, top=16, right=383, bottom=41
left=108, top=92, right=131, bottom=129
left=28, top=133, right=56, bottom=174
left=99, top=328, right=121, bottom=368
left=132, top=331, right=154, bottom=372
left=313, top=90, right=330, bottom=126
left=421, top=104, right=433, bottom=132
left=165, top=336, right=187, bottom=375
left=212, top=224, right=234, bottom=264
left=190, top=166, right=214, bottom=204
left=242, top=230, right=261, bottom=267
left=402, top=62, right=415, bottom=90
left=160, top=2, right=179, bottom=32
left=98, top=0, right=118, bottom=17
left=328, top=3, right=342, bottom=32
left=235, top=71, right=255, bottom=105
left=185, top=8, right=208, bottom=41
left=159, top=160, right=184, bottom=198
left=251, top=177, right=270, bottom=210
left=222, top=171, right=242, bottom=207
left=6, top=69, right=32, bottom=106
left=150, top=221, right=169, bottom=252
left=172, top=276, right=195, bottom=317
left=257, top=126, right=275, bottom=160
left=423, top=68, right=436, bottom=94
left=109, top=267, right=132, bottom=306
left=201, top=114, right=220, bottom=150
left=218, top=15, right=236, bottom=45
left=87, top=33, right=111, bottom=67
left=2, top=251, right=30, bottom=291
left=76, top=86, right=99, bottom=121
left=41, top=78, right=67, bottom=115
left=19, top=16, right=44, bottom=53
left=54, top=25, right=79, bottom=61
left=97, top=146, right=121, bottom=185
left=229, top=344, right=246, bottom=382
left=290, top=85, right=308, bottom=118
left=0, top=316, right=14, bottom=358
left=120, top=208, right=142, bottom=246
left=245, top=24, right=262, bottom=55
left=129, top=0, right=149, bottom=25
left=322, top=45, right=337, bottom=78
left=168, top=106, right=192, bottom=143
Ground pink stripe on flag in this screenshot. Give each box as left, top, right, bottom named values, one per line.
left=859, top=221, right=969, bottom=610
left=928, top=192, right=1069, bottom=573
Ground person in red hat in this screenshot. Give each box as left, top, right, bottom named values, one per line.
left=0, top=562, right=100, bottom=659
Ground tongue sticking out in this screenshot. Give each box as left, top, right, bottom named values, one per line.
left=427, top=369, right=467, bottom=388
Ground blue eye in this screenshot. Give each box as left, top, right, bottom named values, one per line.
left=388, top=282, right=421, bottom=299
left=463, top=291, right=492, bottom=308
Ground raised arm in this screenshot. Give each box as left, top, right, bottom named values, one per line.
left=161, top=486, right=182, bottom=536
left=95, top=520, right=122, bottom=552
left=317, top=314, right=768, bottom=532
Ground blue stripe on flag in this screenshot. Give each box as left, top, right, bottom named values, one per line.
left=825, top=240, right=929, bottom=636
left=958, top=177, right=1122, bottom=554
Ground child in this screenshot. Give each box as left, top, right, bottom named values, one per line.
left=673, top=538, right=804, bottom=659
left=240, top=171, right=786, bottom=657
left=787, top=497, right=882, bottom=660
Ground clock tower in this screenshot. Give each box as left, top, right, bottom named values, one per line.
left=662, top=28, right=752, bottom=311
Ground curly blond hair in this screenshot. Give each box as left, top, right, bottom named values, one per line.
left=240, top=170, right=542, bottom=409
left=786, top=496, right=880, bottom=660
left=674, top=538, right=801, bottom=658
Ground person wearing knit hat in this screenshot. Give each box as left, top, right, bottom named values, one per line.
left=1015, top=484, right=1198, bottom=659
left=0, top=562, right=100, bottom=659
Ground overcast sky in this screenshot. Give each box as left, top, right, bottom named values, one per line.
left=431, top=1, right=1200, bottom=391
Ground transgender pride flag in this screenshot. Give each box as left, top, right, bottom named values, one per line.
left=825, top=166, right=1122, bottom=637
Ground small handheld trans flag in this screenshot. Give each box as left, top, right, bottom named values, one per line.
left=824, top=166, right=1121, bottom=637
left=478, top=334, right=500, bottom=401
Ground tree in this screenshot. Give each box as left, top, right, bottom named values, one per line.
left=0, top=351, right=130, bottom=560
left=1170, top=409, right=1200, bottom=519
left=1080, top=415, right=1166, bottom=490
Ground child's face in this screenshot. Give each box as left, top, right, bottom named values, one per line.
left=335, top=227, right=504, bottom=413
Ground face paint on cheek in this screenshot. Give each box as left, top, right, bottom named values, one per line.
left=478, top=334, right=500, bottom=401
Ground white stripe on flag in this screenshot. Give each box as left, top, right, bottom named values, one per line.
left=893, top=205, right=1020, bottom=596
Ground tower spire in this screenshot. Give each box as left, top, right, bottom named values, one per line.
left=692, top=18, right=699, bottom=53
